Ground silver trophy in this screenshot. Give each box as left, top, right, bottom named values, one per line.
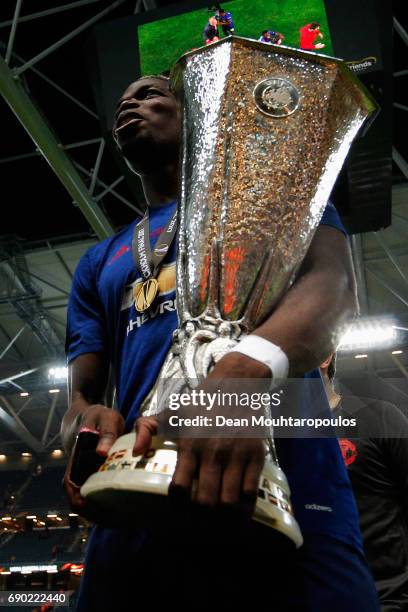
left=82, top=37, right=377, bottom=547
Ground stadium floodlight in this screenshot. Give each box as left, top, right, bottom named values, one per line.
left=21, top=452, right=31, bottom=457
left=20, top=392, right=29, bottom=397
left=338, top=317, right=400, bottom=353
left=48, top=366, right=68, bottom=382
left=392, top=350, right=403, bottom=355
left=0, top=454, right=6, bottom=460
left=49, top=389, right=60, bottom=394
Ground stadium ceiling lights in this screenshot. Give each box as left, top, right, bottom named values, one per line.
left=48, top=366, right=68, bottom=382
left=338, top=317, right=401, bottom=353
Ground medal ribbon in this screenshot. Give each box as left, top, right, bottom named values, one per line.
left=131, top=206, right=177, bottom=311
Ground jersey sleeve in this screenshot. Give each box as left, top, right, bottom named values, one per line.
left=319, top=201, right=347, bottom=236
left=65, top=250, right=107, bottom=363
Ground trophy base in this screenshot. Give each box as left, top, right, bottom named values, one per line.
left=81, top=433, right=303, bottom=548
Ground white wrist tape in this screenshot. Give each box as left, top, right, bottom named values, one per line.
left=229, top=335, right=289, bottom=382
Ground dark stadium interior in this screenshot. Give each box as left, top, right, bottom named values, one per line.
left=0, top=1, right=405, bottom=610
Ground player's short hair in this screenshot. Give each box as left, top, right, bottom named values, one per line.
left=262, top=30, right=269, bottom=36
left=219, top=7, right=225, bottom=12
left=310, top=22, right=320, bottom=29
left=328, top=353, right=337, bottom=381
left=134, top=74, right=170, bottom=86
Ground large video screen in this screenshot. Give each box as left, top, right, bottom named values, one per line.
left=89, top=0, right=389, bottom=233
left=138, top=0, right=334, bottom=76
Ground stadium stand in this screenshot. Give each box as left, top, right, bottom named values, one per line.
left=0, top=529, right=82, bottom=565
left=0, top=471, right=29, bottom=509
left=0, top=467, right=86, bottom=578
left=18, top=467, right=67, bottom=511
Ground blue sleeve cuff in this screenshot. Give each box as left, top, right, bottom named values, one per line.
left=319, top=201, right=347, bottom=237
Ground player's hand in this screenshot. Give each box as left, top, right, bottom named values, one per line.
left=63, top=405, right=125, bottom=521
left=315, top=43, right=325, bottom=49
left=133, top=353, right=268, bottom=517
left=172, top=436, right=265, bottom=517
left=77, top=404, right=126, bottom=457
left=132, top=415, right=159, bottom=456
left=173, top=352, right=268, bottom=516
left=133, top=414, right=265, bottom=518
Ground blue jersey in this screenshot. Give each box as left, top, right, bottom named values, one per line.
left=217, top=11, right=234, bottom=28
left=259, top=31, right=281, bottom=44
left=66, top=201, right=362, bottom=552
left=66, top=201, right=178, bottom=431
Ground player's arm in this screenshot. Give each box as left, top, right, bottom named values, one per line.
left=187, top=225, right=356, bottom=381
left=250, top=225, right=357, bottom=375
left=61, top=251, right=125, bottom=519
left=61, top=249, right=125, bottom=456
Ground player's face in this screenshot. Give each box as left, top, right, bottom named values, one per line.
left=113, top=78, right=181, bottom=166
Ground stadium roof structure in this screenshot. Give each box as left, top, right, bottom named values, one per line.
left=0, top=0, right=407, bottom=458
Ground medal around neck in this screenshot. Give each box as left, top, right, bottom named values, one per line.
left=81, top=37, right=377, bottom=548
left=131, top=207, right=177, bottom=313
left=134, top=278, right=159, bottom=312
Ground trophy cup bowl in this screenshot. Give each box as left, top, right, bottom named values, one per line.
left=81, top=37, right=377, bottom=548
